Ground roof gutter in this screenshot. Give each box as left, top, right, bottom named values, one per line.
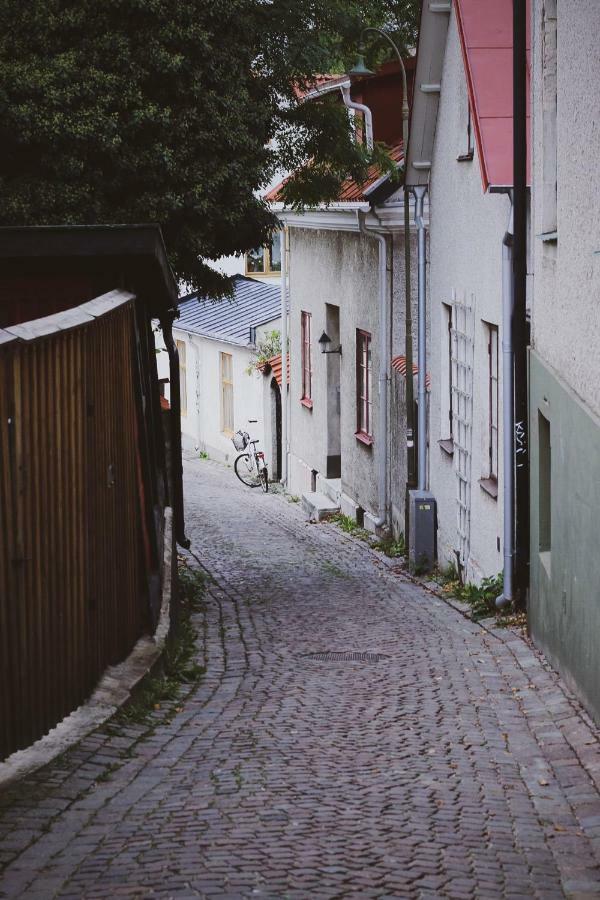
left=302, top=78, right=351, bottom=101
left=496, top=205, right=515, bottom=609
left=271, top=201, right=370, bottom=214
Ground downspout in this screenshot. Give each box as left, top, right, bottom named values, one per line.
left=341, top=86, right=374, bottom=151
left=279, top=227, right=288, bottom=484
left=413, top=186, right=428, bottom=491
left=512, top=0, right=530, bottom=606
left=358, top=210, right=389, bottom=528
left=161, top=312, right=190, bottom=548
left=404, top=187, right=416, bottom=506
left=496, top=206, right=515, bottom=608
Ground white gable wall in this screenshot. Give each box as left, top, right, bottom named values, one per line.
left=428, top=11, right=510, bottom=583
left=172, top=328, right=273, bottom=468
left=286, top=221, right=418, bottom=532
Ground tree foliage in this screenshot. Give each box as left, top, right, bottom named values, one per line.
left=0, top=0, right=418, bottom=295
left=245, top=329, right=282, bottom=376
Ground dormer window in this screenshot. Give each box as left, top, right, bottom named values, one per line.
left=245, top=234, right=282, bottom=276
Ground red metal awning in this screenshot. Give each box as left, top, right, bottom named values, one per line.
left=392, top=355, right=431, bottom=391
left=258, top=353, right=289, bottom=387
left=455, top=0, right=531, bottom=190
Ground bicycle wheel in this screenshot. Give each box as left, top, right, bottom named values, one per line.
left=260, top=466, right=269, bottom=493
left=234, top=453, right=261, bottom=487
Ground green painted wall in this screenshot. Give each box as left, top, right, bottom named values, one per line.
left=529, top=350, right=600, bottom=724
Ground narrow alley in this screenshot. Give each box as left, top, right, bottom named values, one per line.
left=1, top=455, right=600, bottom=899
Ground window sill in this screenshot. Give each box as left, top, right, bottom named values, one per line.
left=456, top=151, right=474, bottom=162
left=479, top=477, right=498, bottom=500
left=539, top=231, right=558, bottom=243
left=245, top=270, right=281, bottom=278
left=355, top=431, right=374, bottom=447
left=300, top=397, right=313, bottom=410
left=438, top=438, right=454, bottom=456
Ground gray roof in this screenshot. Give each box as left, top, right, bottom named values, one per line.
left=175, top=275, right=282, bottom=346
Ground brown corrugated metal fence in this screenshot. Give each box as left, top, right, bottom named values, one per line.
left=0, top=293, right=158, bottom=760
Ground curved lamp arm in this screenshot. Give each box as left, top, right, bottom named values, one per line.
left=360, top=26, right=409, bottom=154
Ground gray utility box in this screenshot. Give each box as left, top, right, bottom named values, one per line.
left=408, top=490, right=437, bottom=573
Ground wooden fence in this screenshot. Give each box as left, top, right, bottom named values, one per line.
left=0, top=291, right=165, bottom=760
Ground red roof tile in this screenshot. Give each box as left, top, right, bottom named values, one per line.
left=392, top=355, right=431, bottom=391
left=455, top=0, right=531, bottom=190
left=265, top=143, right=403, bottom=205
left=258, top=353, right=289, bottom=387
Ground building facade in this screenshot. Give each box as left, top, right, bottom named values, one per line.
left=269, top=62, right=420, bottom=535
left=528, top=0, right=600, bottom=721
left=405, top=0, right=530, bottom=585
left=279, top=216, right=418, bottom=535
left=158, top=275, right=281, bottom=468
left=427, top=5, right=512, bottom=584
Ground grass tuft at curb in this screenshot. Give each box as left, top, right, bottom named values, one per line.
left=330, top=513, right=407, bottom=559
left=112, top=564, right=207, bottom=728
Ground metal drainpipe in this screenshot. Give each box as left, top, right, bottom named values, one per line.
left=160, top=312, right=190, bottom=548
left=279, top=227, right=288, bottom=485
left=341, top=86, right=374, bottom=150
left=512, top=0, right=530, bottom=606
left=497, top=206, right=515, bottom=608
left=358, top=210, right=389, bottom=529
left=413, top=186, right=428, bottom=491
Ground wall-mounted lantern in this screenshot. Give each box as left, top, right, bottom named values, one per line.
left=318, top=331, right=342, bottom=355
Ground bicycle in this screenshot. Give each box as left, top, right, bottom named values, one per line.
left=232, top=420, right=269, bottom=492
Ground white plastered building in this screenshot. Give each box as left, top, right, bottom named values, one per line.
left=157, top=275, right=282, bottom=468
left=405, top=0, right=529, bottom=583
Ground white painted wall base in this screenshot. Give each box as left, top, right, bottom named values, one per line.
left=288, top=452, right=314, bottom=496
left=339, top=492, right=361, bottom=522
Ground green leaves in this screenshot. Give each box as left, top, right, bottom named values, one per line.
left=0, top=0, right=417, bottom=296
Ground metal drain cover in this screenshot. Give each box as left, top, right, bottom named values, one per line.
left=303, top=651, right=389, bottom=664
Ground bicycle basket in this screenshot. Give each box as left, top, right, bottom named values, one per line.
left=232, top=430, right=249, bottom=451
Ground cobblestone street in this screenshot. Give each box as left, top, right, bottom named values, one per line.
left=1, top=455, right=600, bottom=898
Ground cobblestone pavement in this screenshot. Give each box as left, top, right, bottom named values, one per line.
left=2, top=455, right=600, bottom=899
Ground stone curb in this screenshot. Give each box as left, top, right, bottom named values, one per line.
left=0, top=507, right=175, bottom=790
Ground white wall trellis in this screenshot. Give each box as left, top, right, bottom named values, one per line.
left=451, top=289, right=475, bottom=572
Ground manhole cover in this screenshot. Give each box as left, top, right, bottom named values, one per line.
left=303, top=651, right=389, bottom=664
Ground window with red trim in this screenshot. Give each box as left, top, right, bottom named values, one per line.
left=301, top=311, right=312, bottom=405
left=356, top=329, right=373, bottom=441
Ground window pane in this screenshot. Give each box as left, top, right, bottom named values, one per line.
left=269, top=234, right=282, bottom=272
left=246, top=247, right=265, bottom=273
left=356, top=331, right=372, bottom=434
left=221, top=352, right=234, bottom=432
left=301, top=312, right=312, bottom=399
